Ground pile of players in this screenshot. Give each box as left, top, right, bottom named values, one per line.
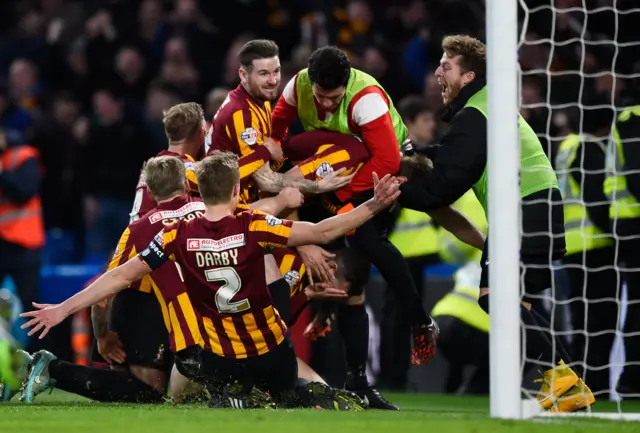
left=1, top=39, right=484, bottom=410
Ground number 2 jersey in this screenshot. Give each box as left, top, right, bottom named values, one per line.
left=140, top=210, right=293, bottom=359
left=109, top=195, right=207, bottom=353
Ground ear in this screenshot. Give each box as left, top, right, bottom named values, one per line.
left=232, top=183, right=240, bottom=198
left=462, top=71, right=476, bottom=86
left=238, top=67, right=248, bottom=84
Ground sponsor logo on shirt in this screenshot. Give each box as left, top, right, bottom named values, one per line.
left=284, top=270, right=300, bottom=287
left=187, top=234, right=246, bottom=252
left=148, top=202, right=206, bottom=224
left=240, top=127, right=259, bottom=146
left=315, top=162, right=334, bottom=179
left=265, top=215, right=283, bottom=226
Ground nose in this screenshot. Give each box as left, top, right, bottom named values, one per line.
left=267, top=75, right=277, bottom=86
left=322, top=99, right=333, bottom=109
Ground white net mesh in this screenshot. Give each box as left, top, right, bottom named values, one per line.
left=517, top=0, right=640, bottom=417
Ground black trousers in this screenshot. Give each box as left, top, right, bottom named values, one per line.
left=174, top=338, right=298, bottom=399
left=435, top=315, right=489, bottom=395
left=562, top=247, right=619, bottom=396
left=347, top=204, right=427, bottom=326
left=379, top=253, right=441, bottom=389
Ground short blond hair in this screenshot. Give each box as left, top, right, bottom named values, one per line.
left=162, top=102, right=204, bottom=142
left=142, top=155, right=186, bottom=201
left=442, top=35, right=486, bottom=75
left=195, top=151, right=240, bottom=205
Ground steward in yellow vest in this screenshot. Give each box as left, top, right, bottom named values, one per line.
left=603, top=106, right=640, bottom=396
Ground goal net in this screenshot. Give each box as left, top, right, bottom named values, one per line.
left=499, top=0, right=640, bottom=420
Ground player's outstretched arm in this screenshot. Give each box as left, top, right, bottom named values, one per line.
left=20, top=257, right=151, bottom=339
left=427, top=206, right=485, bottom=251
left=252, top=164, right=353, bottom=195
left=286, top=173, right=401, bottom=247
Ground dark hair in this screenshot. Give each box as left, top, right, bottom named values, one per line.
left=308, top=46, right=351, bottom=90
left=397, top=95, right=433, bottom=123
left=238, top=39, right=279, bottom=70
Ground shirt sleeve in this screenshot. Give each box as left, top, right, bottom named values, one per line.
left=398, top=107, right=487, bottom=211
left=248, top=211, right=293, bottom=248
left=107, top=228, right=133, bottom=271
left=139, top=225, right=179, bottom=270
left=271, top=76, right=300, bottom=142
left=336, top=89, right=400, bottom=202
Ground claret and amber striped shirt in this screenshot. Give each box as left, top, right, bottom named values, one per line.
left=139, top=210, right=293, bottom=359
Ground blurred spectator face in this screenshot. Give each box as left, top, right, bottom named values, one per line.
left=42, top=0, right=64, bottom=16
left=116, top=48, right=144, bottom=82
left=347, top=1, right=372, bottom=30
left=9, top=60, right=37, bottom=97
left=19, top=11, right=44, bottom=37
left=175, top=0, right=198, bottom=21
left=53, top=97, right=80, bottom=127
left=165, top=38, right=189, bottom=63
left=408, top=110, right=436, bottom=144
left=400, top=0, right=428, bottom=29
left=240, top=57, right=282, bottom=102
left=206, top=87, right=230, bottom=118
left=146, top=87, right=177, bottom=120
left=434, top=53, right=475, bottom=105
left=424, top=74, right=442, bottom=108
left=93, top=91, right=121, bottom=125
left=139, top=0, right=163, bottom=24
left=361, top=47, right=387, bottom=79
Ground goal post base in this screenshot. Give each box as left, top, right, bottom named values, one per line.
left=520, top=399, right=640, bottom=422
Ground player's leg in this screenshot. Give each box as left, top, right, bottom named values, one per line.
left=332, top=247, right=398, bottom=410
left=167, top=363, right=207, bottom=403
left=22, top=290, right=169, bottom=403
left=346, top=206, right=438, bottom=367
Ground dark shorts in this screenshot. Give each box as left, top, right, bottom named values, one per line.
left=92, top=289, right=172, bottom=373
left=479, top=239, right=565, bottom=298
left=174, top=337, right=298, bottom=398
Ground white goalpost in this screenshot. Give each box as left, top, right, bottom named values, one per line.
left=486, top=0, right=522, bottom=420
left=487, top=0, right=640, bottom=421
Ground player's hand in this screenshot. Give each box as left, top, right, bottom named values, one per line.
left=264, top=137, right=284, bottom=162
left=278, top=187, right=304, bottom=209
left=304, top=282, right=348, bottom=301
left=317, top=168, right=355, bottom=193
left=97, top=331, right=126, bottom=365
left=19, top=303, right=68, bottom=340
left=297, top=245, right=337, bottom=286
left=372, top=172, right=402, bottom=207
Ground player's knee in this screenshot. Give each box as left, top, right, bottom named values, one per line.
left=129, top=365, right=168, bottom=394
left=478, top=293, right=489, bottom=314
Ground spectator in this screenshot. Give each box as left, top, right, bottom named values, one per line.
left=84, top=88, right=152, bottom=259
left=30, top=92, right=86, bottom=260
left=397, top=95, right=437, bottom=149
left=0, top=128, right=45, bottom=353
left=0, top=84, right=33, bottom=135
left=114, top=46, right=149, bottom=106
left=204, top=86, right=230, bottom=119
left=9, top=58, right=45, bottom=116
left=160, top=37, right=199, bottom=100
left=144, top=80, right=181, bottom=154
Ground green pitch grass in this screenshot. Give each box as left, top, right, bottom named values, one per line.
left=2, top=391, right=640, bottom=433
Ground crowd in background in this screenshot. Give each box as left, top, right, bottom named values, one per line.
left=1, top=0, right=640, bottom=394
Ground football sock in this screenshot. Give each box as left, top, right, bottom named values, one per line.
left=338, top=304, right=369, bottom=388
left=268, top=279, right=291, bottom=325
left=49, top=360, right=164, bottom=403
left=530, top=308, right=576, bottom=372
left=521, top=306, right=561, bottom=373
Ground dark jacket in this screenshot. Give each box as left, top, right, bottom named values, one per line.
left=398, top=77, right=565, bottom=257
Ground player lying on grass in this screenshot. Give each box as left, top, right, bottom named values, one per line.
left=17, top=156, right=352, bottom=408
left=21, top=152, right=401, bottom=409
